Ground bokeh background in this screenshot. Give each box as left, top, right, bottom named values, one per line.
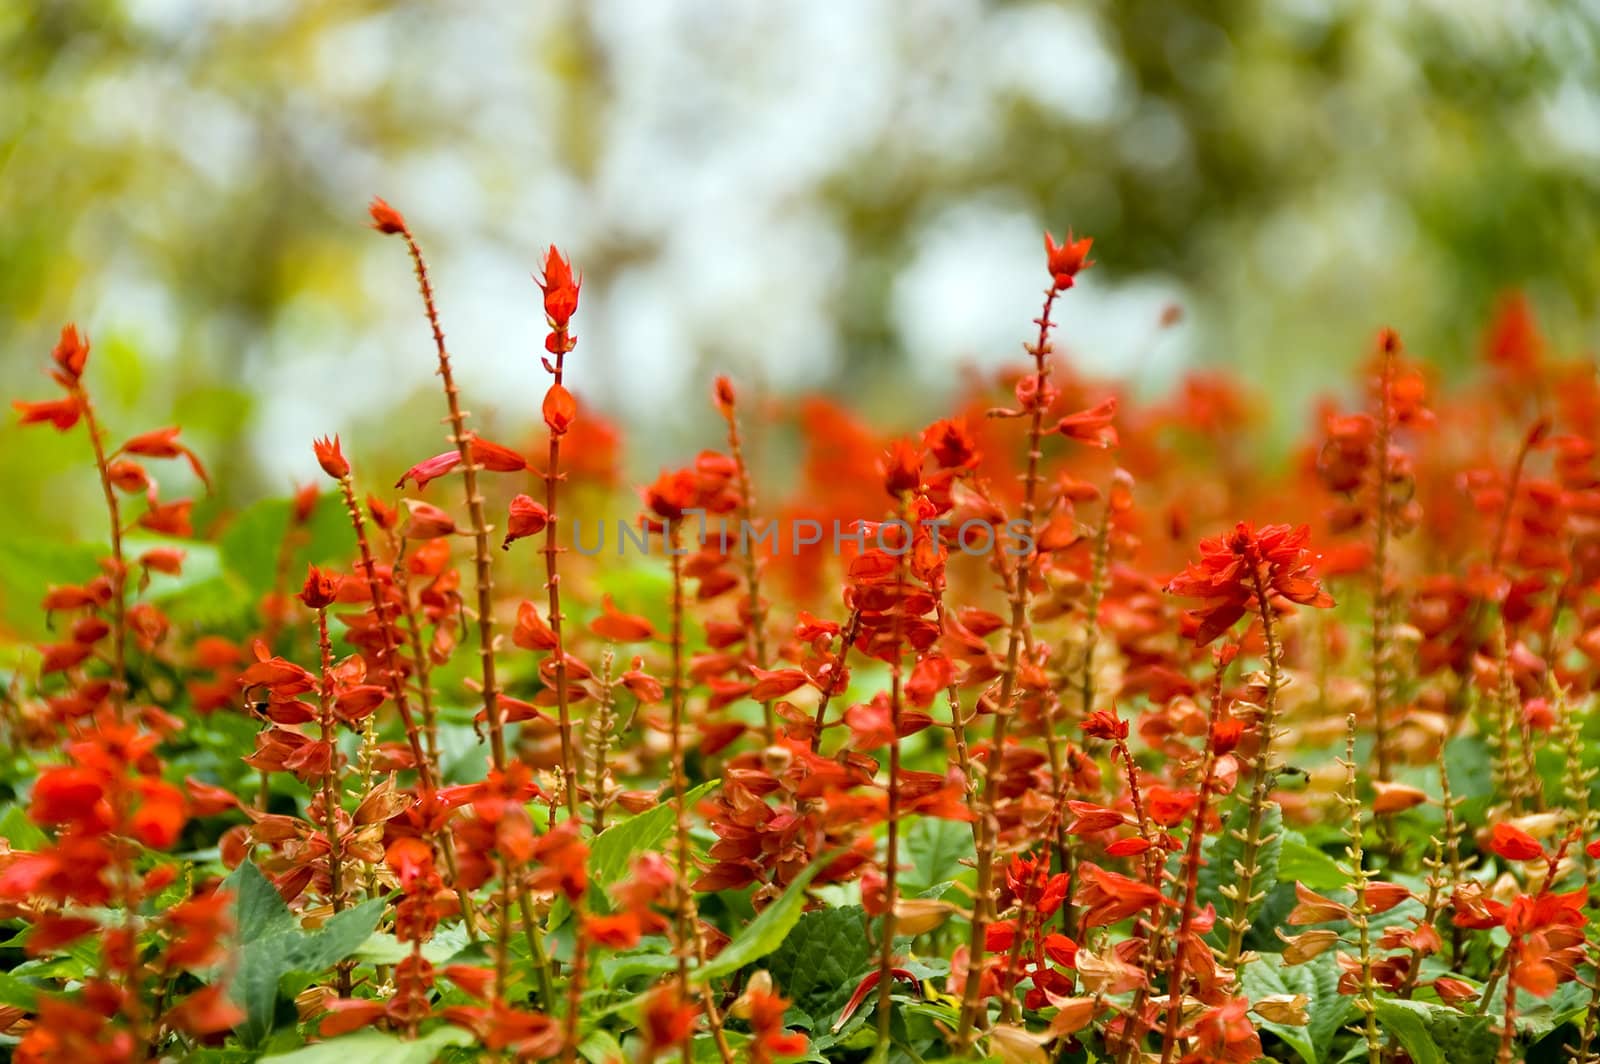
left=6, top=0, right=1600, bottom=542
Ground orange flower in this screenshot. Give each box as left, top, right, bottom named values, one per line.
left=538, top=245, right=581, bottom=329
left=367, top=196, right=407, bottom=235
left=313, top=435, right=349, bottom=479
left=1044, top=229, right=1094, bottom=290
left=1489, top=822, right=1544, bottom=862
left=297, top=564, right=342, bottom=610
left=1057, top=397, right=1119, bottom=448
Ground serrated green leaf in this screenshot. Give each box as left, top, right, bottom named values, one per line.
left=1369, top=999, right=1495, bottom=1064
left=900, top=817, right=974, bottom=895
left=286, top=898, right=387, bottom=972
left=259, top=1025, right=474, bottom=1063
left=1239, top=950, right=1353, bottom=1064
left=764, top=905, right=875, bottom=1021
left=693, top=853, right=833, bottom=985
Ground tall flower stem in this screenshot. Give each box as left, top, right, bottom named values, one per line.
left=1157, top=673, right=1228, bottom=1064
left=389, top=221, right=508, bottom=773
left=716, top=381, right=776, bottom=744
left=1339, top=717, right=1383, bottom=1064
left=668, top=523, right=694, bottom=1002
left=333, top=469, right=479, bottom=939
left=875, top=498, right=910, bottom=1056
left=383, top=534, right=440, bottom=764
left=666, top=520, right=734, bottom=1064
left=810, top=608, right=862, bottom=753
left=313, top=605, right=352, bottom=996
left=544, top=333, right=578, bottom=819
left=73, top=383, right=127, bottom=718
left=957, top=283, right=1060, bottom=1044
left=1370, top=337, right=1395, bottom=783
left=1218, top=567, right=1285, bottom=971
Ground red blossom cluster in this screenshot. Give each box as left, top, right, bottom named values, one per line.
left=8, top=207, right=1600, bottom=1064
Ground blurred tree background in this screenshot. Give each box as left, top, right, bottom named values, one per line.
left=4, top=0, right=1599, bottom=544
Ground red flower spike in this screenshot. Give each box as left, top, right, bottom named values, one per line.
left=1044, top=228, right=1094, bottom=289
left=298, top=564, right=342, bottom=609
left=313, top=435, right=349, bottom=479
left=538, top=246, right=581, bottom=328
left=1166, top=522, right=1335, bottom=646
left=52, top=323, right=89, bottom=380
left=368, top=196, right=407, bottom=235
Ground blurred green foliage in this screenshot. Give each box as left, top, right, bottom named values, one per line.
left=3, top=0, right=1598, bottom=547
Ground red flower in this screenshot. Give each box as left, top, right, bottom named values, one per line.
left=400, top=499, right=458, bottom=540
left=1044, top=229, right=1094, bottom=290
left=1082, top=709, right=1129, bottom=741
left=501, top=493, right=550, bottom=550
left=120, top=426, right=210, bottom=491
left=641, top=985, right=699, bottom=1060
left=14, top=397, right=82, bottom=431
left=1165, top=522, right=1335, bottom=645
left=538, top=246, right=581, bottom=329
left=1057, top=397, right=1118, bottom=448
left=1489, top=823, right=1544, bottom=862
left=368, top=196, right=407, bottom=235
left=313, top=435, right=349, bottom=479
left=1073, top=863, right=1164, bottom=927
left=52, top=323, right=89, bottom=381
left=297, top=564, right=342, bottom=609
left=589, top=596, right=657, bottom=643
left=543, top=383, right=576, bottom=436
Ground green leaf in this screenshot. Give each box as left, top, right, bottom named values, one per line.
left=354, top=922, right=471, bottom=966
left=0, top=804, right=48, bottom=850
left=1199, top=802, right=1282, bottom=936
left=551, top=780, right=720, bottom=927
left=577, top=1028, right=626, bottom=1064
left=259, top=1025, right=474, bottom=1063
left=1276, top=831, right=1346, bottom=891
left=219, top=499, right=295, bottom=597
left=223, top=858, right=296, bottom=942
left=900, top=817, right=974, bottom=895
left=222, top=862, right=385, bottom=1046
left=0, top=970, right=42, bottom=1010
left=591, top=780, right=721, bottom=891
left=764, top=905, right=875, bottom=1021
left=693, top=853, right=833, bottom=985
left=285, top=898, right=388, bottom=972
left=1239, top=951, right=1353, bottom=1064
left=1370, top=999, right=1497, bottom=1064
left=1375, top=1000, right=1446, bottom=1064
